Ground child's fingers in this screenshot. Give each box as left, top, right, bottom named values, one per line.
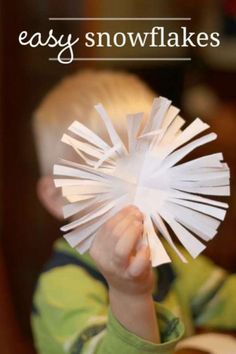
left=114, top=221, right=144, bottom=264
left=105, top=205, right=142, bottom=232
left=111, top=212, right=143, bottom=243
left=127, top=245, right=151, bottom=278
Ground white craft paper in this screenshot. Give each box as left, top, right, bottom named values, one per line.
left=54, top=96, right=230, bottom=267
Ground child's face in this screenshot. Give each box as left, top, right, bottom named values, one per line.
left=37, top=175, right=65, bottom=220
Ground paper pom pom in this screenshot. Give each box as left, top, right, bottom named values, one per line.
left=54, top=97, right=230, bottom=267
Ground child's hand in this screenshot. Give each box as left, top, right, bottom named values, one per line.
left=90, top=206, right=159, bottom=343
left=89, top=205, right=154, bottom=297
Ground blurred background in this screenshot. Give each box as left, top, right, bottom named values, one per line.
left=1, top=1, right=236, bottom=353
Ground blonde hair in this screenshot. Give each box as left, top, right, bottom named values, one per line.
left=33, top=69, right=156, bottom=175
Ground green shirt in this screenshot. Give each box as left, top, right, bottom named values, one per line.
left=31, top=239, right=236, bottom=354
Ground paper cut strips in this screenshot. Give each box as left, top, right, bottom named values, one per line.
left=54, top=96, right=230, bottom=267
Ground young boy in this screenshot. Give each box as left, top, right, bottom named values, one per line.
left=32, top=70, right=236, bottom=354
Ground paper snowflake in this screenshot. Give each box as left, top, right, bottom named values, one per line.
left=54, top=97, right=230, bottom=267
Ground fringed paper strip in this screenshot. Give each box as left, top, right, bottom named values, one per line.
left=54, top=97, right=230, bottom=267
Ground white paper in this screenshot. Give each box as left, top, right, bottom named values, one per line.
left=54, top=96, right=230, bottom=267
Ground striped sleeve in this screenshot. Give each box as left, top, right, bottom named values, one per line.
left=172, top=249, right=236, bottom=330
left=31, top=249, right=184, bottom=354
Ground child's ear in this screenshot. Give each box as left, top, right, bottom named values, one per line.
left=37, top=175, right=64, bottom=220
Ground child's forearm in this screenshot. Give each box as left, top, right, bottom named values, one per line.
left=109, top=287, right=160, bottom=344
left=90, top=207, right=160, bottom=345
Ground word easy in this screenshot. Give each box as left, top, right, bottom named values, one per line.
left=19, top=29, right=79, bottom=64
